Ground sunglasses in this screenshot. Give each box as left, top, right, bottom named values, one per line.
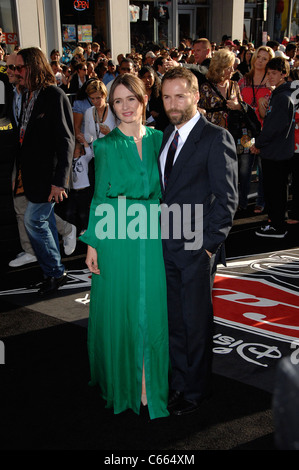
left=6, top=64, right=16, bottom=71
left=15, top=65, right=27, bottom=72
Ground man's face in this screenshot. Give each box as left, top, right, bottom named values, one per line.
left=162, top=78, right=199, bottom=128
left=119, top=62, right=134, bottom=75
left=15, top=55, right=29, bottom=89
left=145, top=56, right=155, bottom=66
left=267, top=68, right=286, bottom=87
left=108, top=64, right=116, bottom=73
left=6, top=54, right=18, bottom=85
left=193, top=42, right=210, bottom=65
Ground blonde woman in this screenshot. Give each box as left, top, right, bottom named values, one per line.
left=199, top=48, right=242, bottom=129
left=238, top=45, right=275, bottom=212
left=81, top=79, right=117, bottom=145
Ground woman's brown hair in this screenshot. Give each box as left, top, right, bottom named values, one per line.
left=109, top=73, right=147, bottom=122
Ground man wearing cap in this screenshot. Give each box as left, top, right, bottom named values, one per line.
left=102, top=60, right=118, bottom=85
left=105, top=57, right=135, bottom=95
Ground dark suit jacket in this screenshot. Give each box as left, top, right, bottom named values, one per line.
left=18, top=85, right=75, bottom=203
left=159, top=115, right=238, bottom=266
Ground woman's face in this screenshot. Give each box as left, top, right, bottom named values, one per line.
left=141, top=71, right=154, bottom=90
left=245, top=50, right=252, bottom=62
left=89, top=90, right=106, bottom=109
left=254, top=50, right=271, bottom=71
left=112, top=84, right=145, bottom=124
left=222, top=62, right=234, bottom=81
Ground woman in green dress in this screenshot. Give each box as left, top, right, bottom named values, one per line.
left=80, top=74, right=169, bottom=419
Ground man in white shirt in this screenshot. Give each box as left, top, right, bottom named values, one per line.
left=159, top=67, right=238, bottom=416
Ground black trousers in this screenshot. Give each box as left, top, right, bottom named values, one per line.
left=261, top=158, right=290, bottom=230
left=64, top=187, right=92, bottom=232
left=163, top=246, right=216, bottom=403
left=289, top=153, right=299, bottom=221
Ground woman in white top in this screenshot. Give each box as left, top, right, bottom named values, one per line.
left=82, top=79, right=117, bottom=146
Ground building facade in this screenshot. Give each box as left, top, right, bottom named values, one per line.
left=0, top=1, right=299, bottom=61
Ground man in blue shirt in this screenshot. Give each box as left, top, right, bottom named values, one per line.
left=102, top=60, right=118, bottom=86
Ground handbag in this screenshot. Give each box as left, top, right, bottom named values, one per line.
left=205, top=80, right=261, bottom=145
left=227, top=102, right=261, bottom=140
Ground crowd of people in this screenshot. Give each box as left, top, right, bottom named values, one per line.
left=0, top=31, right=298, bottom=420
left=45, top=36, right=299, bottom=238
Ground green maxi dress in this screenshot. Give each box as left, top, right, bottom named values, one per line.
left=80, top=126, right=169, bottom=419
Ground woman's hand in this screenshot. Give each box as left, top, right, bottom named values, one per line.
left=86, top=245, right=100, bottom=275
left=226, top=99, right=241, bottom=111
left=258, top=95, right=269, bottom=119
left=99, top=124, right=111, bottom=135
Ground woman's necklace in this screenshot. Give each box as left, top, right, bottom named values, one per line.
left=95, top=104, right=107, bottom=123
left=217, top=80, right=229, bottom=98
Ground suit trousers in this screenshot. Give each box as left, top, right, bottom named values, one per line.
left=163, top=246, right=216, bottom=403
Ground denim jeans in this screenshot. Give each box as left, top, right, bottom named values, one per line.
left=24, top=201, right=65, bottom=278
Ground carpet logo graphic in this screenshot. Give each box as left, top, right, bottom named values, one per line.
left=214, top=250, right=299, bottom=343
left=0, top=268, right=92, bottom=296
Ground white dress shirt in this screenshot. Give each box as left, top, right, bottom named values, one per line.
left=160, top=111, right=201, bottom=186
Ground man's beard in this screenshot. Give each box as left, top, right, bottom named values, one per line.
left=166, top=104, right=195, bottom=126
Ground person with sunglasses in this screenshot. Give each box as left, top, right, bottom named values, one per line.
left=0, top=45, right=5, bottom=73
left=6, top=52, right=77, bottom=268
left=68, top=61, right=88, bottom=95
left=14, top=47, right=75, bottom=294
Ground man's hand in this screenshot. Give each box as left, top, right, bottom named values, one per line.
left=250, top=144, right=260, bottom=155
left=48, top=185, right=68, bottom=203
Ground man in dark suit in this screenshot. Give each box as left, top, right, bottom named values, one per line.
left=15, top=47, right=75, bottom=295
left=159, top=67, right=238, bottom=415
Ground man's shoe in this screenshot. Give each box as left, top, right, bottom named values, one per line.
left=168, top=390, right=184, bottom=409
left=9, top=252, right=37, bottom=267
left=172, top=399, right=200, bottom=416
left=63, top=224, right=77, bottom=255
left=38, top=271, right=68, bottom=295
left=255, top=224, right=287, bottom=239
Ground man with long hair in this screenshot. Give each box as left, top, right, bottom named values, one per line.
left=15, top=47, right=75, bottom=294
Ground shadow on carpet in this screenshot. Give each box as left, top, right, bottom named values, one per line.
left=0, top=315, right=275, bottom=451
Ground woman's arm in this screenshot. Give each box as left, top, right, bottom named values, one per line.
left=86, top=245, right=100, bottom=275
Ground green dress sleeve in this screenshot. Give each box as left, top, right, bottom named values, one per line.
left=80, top=136, right=111, bottom=248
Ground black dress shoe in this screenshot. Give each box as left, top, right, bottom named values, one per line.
left=168, top=390, right=184, bottom=409
left=38, top=271, right=68, bottom=295
left=172, top=399, right=200, bottom=416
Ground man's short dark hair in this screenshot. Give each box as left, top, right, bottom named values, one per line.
left=161, top=66, right=199, bottom=94
left=286, top=42, right=297, bottom=52
left=266, top=57, right=290, bottom=76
